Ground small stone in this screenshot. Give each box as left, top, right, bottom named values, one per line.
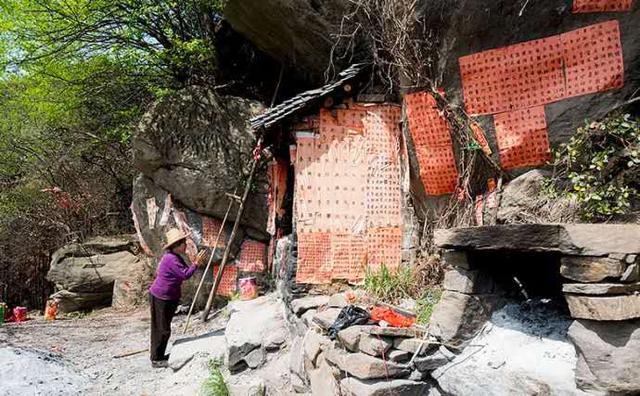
left=312, top=308, right=341, bottom=330
left=565, top=294, right=640, bottom=320
left=340, top=377, right=429, bottom=396
left=392, top=338, right=431, bottom=355
left=309, top=357, right=341, bottom=395
left=387, top=349, right=412, bottom=363
left=243, top=347, right=266, bottom=369
left=398, top=298, right=417, bottom=312
left=365, top=326, right=422, bottom=338
left=626, top=254, right=638, bottom=265
left=413, top=346, right=455, bottom=372
left=303, top=330, right=324, bottom=366
left=328, top=293, right=349, bottom=308
left=324, top=348, right=409, bottom=380
left=337, top=326, right=364, bottom=352
left=609, top=253, right=626, bottom=261
left=301, top=309, right=317, bottom=327
left=290, top=373, right=306, bottom=393
left=441, top=250, right=471, bottom=269
left=621, top=264, right=639, bottom=283
left=358, top=335, right=392, bottom=357
left=562, top=282, right=640, bottom=295
left=265, top=332, right=286, bottom=351
left=408, top=369, right=428, bottom=381
left=560, top=256, right=625, bottom=283
left=291, top=295, right=330, bottom=316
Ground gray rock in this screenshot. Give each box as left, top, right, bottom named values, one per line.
left=225, top=295, right=287, bottom=370
left=443, top=267, right=495, bottom=294
left=291, top=295, right=330, bottom=316
left=300, top=309, right=317, bottom=327
left=328, top=293, right=349, bottom=308
left=289, top=336, right=307, bottom=384
left=626, top=254, right=638, bottom=265
left=434, top=224, right=640, bottom=256
left=312, top=308, right=341, bottom=330
left=568, top=319, right=640, bottom=393
left=622, top=263, right=639, bottom=283
left=309, top=357, right=341, bottom=395
left=302, top=330, right=325, bottom=366
left=168, top=331, right=226, bottom=371
left=496, top=170, right=550, bottom=224
left=324, top=348, right=408, bottom=380
left=229, top=378, right=267, bottom=396
left=243, top=347, right=266, bottom=369
left=429, top=291, right=494, bottom=348
left=560, top=256, right=625, bottom=283
left=365, top=326, right=422, bottom=338
left=562, top=282, right=640, bottom=295
left=393, top=338, right=431, bottom=355
left=387, top=349, right=412, bottom=363
left=565, top=294, right=640, bottom=321
left=358, top=335, right=392, bottom=357
left=337, top=326, right=365, bottom=352
left=413, top=346, right=455, bottom=372
left=340, top=377, right=429, bottom=396
left=50, top=290, right=113, bottom=313
left=47, top=236, right=141, bottom=312
left=441, top=250, right=470, bottom=269
left=133, top=87, right=268, bottom=235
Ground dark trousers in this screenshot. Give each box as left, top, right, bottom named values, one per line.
left=149, top=294, right=178, bottom=361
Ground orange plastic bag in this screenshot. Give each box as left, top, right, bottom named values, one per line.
left=44, top=300, right=58, bottom=321
left=369, top=306, right=415, bottom=328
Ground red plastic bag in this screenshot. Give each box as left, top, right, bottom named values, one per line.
left=369, top=306, right=415, bottom=328
left=13, top=307, right=28, bottom=322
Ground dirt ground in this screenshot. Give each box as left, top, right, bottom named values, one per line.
left=0, top=306, right=230, bottom=396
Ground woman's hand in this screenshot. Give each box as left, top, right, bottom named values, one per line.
left=195, top=250, right=207, bottom=267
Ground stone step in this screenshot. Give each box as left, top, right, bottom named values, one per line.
left=565, top=294, right=640, bottom=320
left=324, top=348, right=408, bottom=380
left=560, top=257, right=625, bottom=283
left=562, top=282, right=640, bottom=295
left=340, top=377, right=429, bottom=396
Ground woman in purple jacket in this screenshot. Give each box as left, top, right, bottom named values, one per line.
left=148, top=228, right=205, bottom=368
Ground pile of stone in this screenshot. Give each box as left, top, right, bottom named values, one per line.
left=287, top=294, right=446, bottom=396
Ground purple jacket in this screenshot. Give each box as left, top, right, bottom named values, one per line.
left=149, top=252, right=197, bottom=302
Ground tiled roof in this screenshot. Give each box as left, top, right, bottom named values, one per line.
left=251, top=64, right=364, bottom=130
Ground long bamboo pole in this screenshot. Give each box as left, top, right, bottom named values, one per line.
left=201, top=140, right=262, bottom=321
left=182, top=193, right=236, bottom=334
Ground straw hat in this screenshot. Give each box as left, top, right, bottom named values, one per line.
left=163, top=228, right=188, bottom=250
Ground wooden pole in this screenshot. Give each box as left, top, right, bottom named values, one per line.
left=182, top=193, right=236, bottom=334
left=201, top=140, right=262, bottom=322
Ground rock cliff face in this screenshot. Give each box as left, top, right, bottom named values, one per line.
left=224, top=0, right=348, bottom=81
left=133, top=86, right=268, bottom=236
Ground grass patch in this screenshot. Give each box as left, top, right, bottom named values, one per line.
left=416, top=288, right=442, bottom=325
left=363, top=264, right=415, bottom=303
left=200, top=358, right=229, bottom=396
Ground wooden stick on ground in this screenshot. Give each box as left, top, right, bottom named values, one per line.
left=112, top=348, right=147, bottom=359
left=182, top=192, right=236, bottom=335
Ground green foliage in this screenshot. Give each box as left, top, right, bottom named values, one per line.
left=416, top=288, right=441, bottom=325
left=363, top=264, right=415, bottom=303
left=550, top=113, right=639, bottom=220
left=201, top=358, right=229, bottom=396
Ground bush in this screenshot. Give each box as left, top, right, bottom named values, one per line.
left=550, top=112, right=639, bottom=220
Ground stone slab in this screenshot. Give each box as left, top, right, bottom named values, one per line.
left=562, top=282, right=640, bottom=295
left=565, top=294, right=640, bottom=320
left=442, top=250, right=471, bottom=269
left=428, top=291, right=494, bottom=348
left=435, top=224, right=640, bottom=256
left=392, top=338, right=432, bottom=355
left=622, top=263, right=639, bottom=282
left=560, top=256, right=624, bottom=283
left=291, top=295, right=330, bottom=316
left=413, top=346, right=455, bottom=372
left=312, top=308, right=341, bottom=330
left=340, top=377, right=429, bottom=396
left=364, top=326, right=423, bottom=338
left=568, top=319, right=640, bottom=393
left=358, top=335, right=392, bottom=357
left=324, top=348, right=408, bottom=380
left=337, top=326, right=367, bottom=352
left=387, top=349, right=412, bottom=363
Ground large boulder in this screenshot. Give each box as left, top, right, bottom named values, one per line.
left=46, top=236, right=142, bottom=312
left=568, top=319, right=640, bottom=394
left=224, top=0, right=348, bottom=81
left=132, top=86, right=268, bottom=236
